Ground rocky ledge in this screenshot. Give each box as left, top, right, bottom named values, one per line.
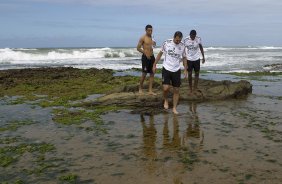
left=0, top=67, right=252, bottom=113
left=96, top=78, right=252, bottom=113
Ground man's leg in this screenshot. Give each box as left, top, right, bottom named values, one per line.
left=193, top=60, right=201, bottom=92
left=148, top=73, right=156, bottom=95
left=188, top=71, right=193, bottom=94
left=171, top=69, right=181, bottom=114
left=172, top=87, right=180, bottom=114
left=187, top=61, right=193, bottom=94
left=163, top=84, right=170, bottom=109
left=193, top=71, right=199, bottom=91
left=139, top=72, right=147, bottom=93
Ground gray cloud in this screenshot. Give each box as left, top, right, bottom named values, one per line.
left=1, top=0, right=282, bottom=47
left=5, top=0, right=282, bottom=18
left=24, top=0, right=282, bottom=12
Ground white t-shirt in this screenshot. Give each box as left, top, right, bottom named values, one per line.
left=161, top=39, right=186, bottom=72
left=183, top=36, right=202, bottom=61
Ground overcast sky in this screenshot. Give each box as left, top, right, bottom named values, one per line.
left=0, top=0, right=282, bottom=48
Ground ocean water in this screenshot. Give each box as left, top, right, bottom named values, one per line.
left=0, top=46, right=282, bottom=72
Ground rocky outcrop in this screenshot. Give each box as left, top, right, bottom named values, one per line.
left=95, top=78, right=252, bottom=112
left=0, top=67, right=252, bottom=114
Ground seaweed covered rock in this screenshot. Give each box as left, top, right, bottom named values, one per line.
left=0, top=67, right=252, bottom=113
left=96, top=78, right=252, bottom=108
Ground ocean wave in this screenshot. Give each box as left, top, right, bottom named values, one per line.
left=14, top=48, right=38, bottom=51
left=216, top=70, right=254, bottom=73
left=1, top=47, right=282, bottom=73
left=205, top=46, right=282, bottom=51
left=263, top=63, right=282, bottom=71
left=0, top=61, right=11, bottom=65
left=256, top=46, right=282, bottom=50
left=0, top=48, right=142, bottom=62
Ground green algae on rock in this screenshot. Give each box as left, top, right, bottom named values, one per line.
left=0, top=67, right=253, bottom=116
left=0, top=67, right=141, bottom=106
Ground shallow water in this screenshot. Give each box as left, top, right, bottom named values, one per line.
left=1, top=73, right=282, bottom=183
left=1, top=94, right=282, bottom=183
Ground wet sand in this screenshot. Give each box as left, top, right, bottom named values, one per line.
left=1, top=73, right=282, bottom=183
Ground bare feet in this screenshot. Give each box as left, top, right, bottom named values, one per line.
left=190, top=106, right=196, bottom=114
left=148, top=91, right=157, bottom=96
left=193, top=89, right=202, bottom=95
left=172, top=108, right=179, bottom=114
left=164, top=100, right=169, bottom=110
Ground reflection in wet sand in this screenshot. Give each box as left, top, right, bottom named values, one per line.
left=139, top=104, right=205, bottom=183
left=1, top=96, right=282, bottom=183
left=182, top=102, right=204, bottom=149
left=140, top=114, right=157, bottom=172
left=163, top=113, right=181, bottom=150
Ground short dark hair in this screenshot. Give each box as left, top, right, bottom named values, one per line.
left=190, top=30, right=197, bottom=35
left=174, top=31, right=183, bottom=38
left=145, top=25, right=153, bottom=30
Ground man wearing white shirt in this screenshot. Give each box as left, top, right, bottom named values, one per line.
left=153, top=31, right=187, bottom=114
left=183, top=30, right=205, bottom=94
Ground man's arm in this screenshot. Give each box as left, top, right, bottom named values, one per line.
left=137, top=37, right=144, bottom=54
left=183, top=57, right=188, bottom=69
left=183, top=57, right=188, bottom=79
left=199, top=44, right=205, bottom=64
left=153, top=51, right=163, bottom=73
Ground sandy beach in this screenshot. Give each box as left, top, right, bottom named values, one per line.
left=0, top=67, right=281, bottom=184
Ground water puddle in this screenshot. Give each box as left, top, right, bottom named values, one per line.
left=1, top=97, right=282, bottom=183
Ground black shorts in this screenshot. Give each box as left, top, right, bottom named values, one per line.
left=162, top=67, right=181, bottom=87
left=142, top=54, right=155, bottom=73
left=187, top=59, right=200, bottom=72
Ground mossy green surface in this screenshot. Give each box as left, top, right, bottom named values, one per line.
left=59, top=173, right=78, bottom=184
left=52, top=105, right=121, bottom=125
left=0, top=137, right=20, bottom=144
left=0, top=142, right=55, bottom=167
left=228, top=71, right=282, bottom=76
left=52, top=108, right=102, bottom=125
left=0, top=67, right=141, bottom=106
left=0, top=120, right=36, bottom=132
left=51, top=105, right=122, bottom=134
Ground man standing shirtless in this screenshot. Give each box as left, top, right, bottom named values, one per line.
left=137, top=24, right=156, bottom=95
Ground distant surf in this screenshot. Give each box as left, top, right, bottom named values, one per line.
left=1, top=47, right=282, bottom=73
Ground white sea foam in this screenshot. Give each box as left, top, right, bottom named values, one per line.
left=0, top=48, right=141, bottom=62
left=205, top=46, right=282, bottom=51
left=1, top=47, right=282, bottom=72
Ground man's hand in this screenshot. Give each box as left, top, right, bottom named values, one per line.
left=153, top=64, right=157, bottom=74
left=153, top=41, right=156, bottom=48
left=202, top=58, right=205, bottom=64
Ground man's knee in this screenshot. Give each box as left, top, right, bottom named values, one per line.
left=142, top=72, right=147, bottom=77
left=163, top=85, right=170, bottom=92
left=173, top=87, right=179, bottom=93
